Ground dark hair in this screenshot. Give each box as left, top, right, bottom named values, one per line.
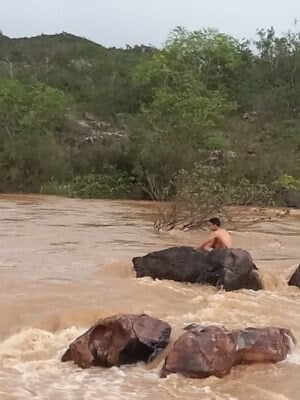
left=209, top=217, right=221, bottom=227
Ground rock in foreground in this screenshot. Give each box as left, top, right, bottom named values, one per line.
left=161, top=325, right=295, bottom=379
left=288, top=265, right=300, bottom=288
left=62, top=314, right=171, bottom=368
left=133, top=247, right=263, bottom=291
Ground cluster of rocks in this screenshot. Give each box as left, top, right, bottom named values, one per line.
left=162, top=324, right=295, bottom=378
left=62, top=314, right=295, bottom=379
left=61, top=247, right=299, bottom=379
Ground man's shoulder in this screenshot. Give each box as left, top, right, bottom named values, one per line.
left=218, top=228, right=230, bottom=236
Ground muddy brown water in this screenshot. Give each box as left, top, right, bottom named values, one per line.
left=0, top=194, right=299, bottom=400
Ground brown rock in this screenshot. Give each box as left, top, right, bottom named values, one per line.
left=161, top=326, right=236, bottom=379
left=232, top=327, right=296, bottom=365
left=161, top=325, right=295, bottom=379
left=62, top=314, right=171, bottom=369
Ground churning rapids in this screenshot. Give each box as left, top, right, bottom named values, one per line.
left=0, top=194, right=300, bottom=400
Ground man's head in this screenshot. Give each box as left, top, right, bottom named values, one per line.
left=208, top=217, right=221, bottom=231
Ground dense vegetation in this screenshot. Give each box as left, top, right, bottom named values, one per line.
left=1, top=28, right=300, bottom=218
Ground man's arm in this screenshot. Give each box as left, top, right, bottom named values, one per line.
left=198, top=232, right=216, bottom=249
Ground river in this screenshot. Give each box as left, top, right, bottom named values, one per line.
left=0, top=194, right=299, bottom=400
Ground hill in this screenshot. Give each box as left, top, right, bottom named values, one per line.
left=0, top=28, right=299, bottom=211
left=0, top=32, right=155, bottom=116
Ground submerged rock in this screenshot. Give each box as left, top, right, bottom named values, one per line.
left=288, top=265, right=300, bottom=288
left=62, top=314, right=171, bottom=369
left=133, top=247, right=263, bottom=291
left=161, top=325, right=295, bottom=379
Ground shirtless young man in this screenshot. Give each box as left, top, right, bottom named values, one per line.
left=198, top=217, right=232, bottom=251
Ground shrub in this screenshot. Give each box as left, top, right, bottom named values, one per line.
left=273, top=174, right=300, bottom=191
left=69, top=173, right=140, bottom=199
left=156, top=164, right=275, bottom=231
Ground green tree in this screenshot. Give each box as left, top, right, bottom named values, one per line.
left=0, top=80, right=69, bottom=191
left=134, top=28, right=247, bottom=146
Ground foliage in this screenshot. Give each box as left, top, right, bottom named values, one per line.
left=69, top=173, right=139, bottom=199
left=156, top=164, right=275, bottom=231
left=40, top=181, right=72, bottom=197
left=0, top=34, right=155, bottom=116
left=273, top=174, right=300, bottom=191
left=134, top=28, right=243, bottom=145
left=229, top=178, right=275, bottom=207
left=0, top=28, right=300, bottom=209
left=0, top=79, right=70, bottom=191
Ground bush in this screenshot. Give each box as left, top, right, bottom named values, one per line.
left=156, top=164, right=275, bottom=231
left=40, top=181, right=72, bottom=196
left=229, top=178, right=275, bottom=207
left=0, top=80, right=69, bottom=191
left=69, top=173, right=140, bottom=199
left=273, top=174, right=300, bottom=191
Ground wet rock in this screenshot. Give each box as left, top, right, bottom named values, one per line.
left=231, top=326, right=296, bottom=364
left=62, top=314, right=171, bottom=369
left=288, top=265, right=300, bottom=288
left=278, top=190, right=300, bottom=209
left=286, top=191, right=300, bottom=208
left=206, top=247, right=262, bottom=291
left=161, top=325, right=295, bottom=379
left=133, top=246, right=208, bottom=283
left=133, top=247, right=263, bottom=291
left=161, top=326, right=236, bottom=379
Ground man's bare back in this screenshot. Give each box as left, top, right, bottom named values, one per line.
left=198, top=217, right=232, bottom=252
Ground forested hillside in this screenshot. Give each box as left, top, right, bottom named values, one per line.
left=0, top=28, right=299, bottom=208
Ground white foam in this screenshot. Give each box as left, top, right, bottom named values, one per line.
left=286, top=352, right=300, bottom=365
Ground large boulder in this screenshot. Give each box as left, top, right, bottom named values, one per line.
left=277, top=189, right=300, bottom=208
left=161, top=325, right=295, bottom=379
left=62, top=314, right=171, bottom=369
left=288, top=265, right=300, bottom=288
left=133, top=247, right=263, bottom=291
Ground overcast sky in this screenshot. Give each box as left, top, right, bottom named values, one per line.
left=1, top=0, right=300, bottom=47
